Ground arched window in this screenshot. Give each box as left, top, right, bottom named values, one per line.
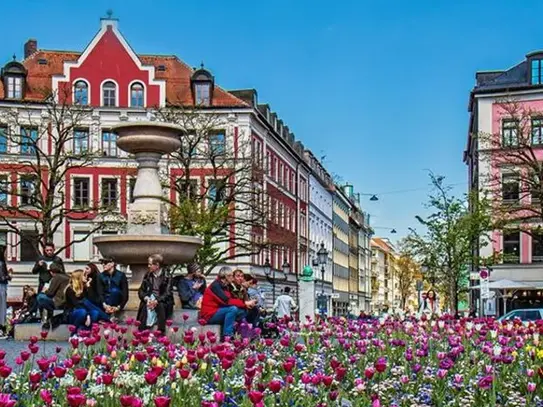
left=130, top=82, right=144, bottom=107
left=102, top=81, right=117, bottom=107
left=74, top=81, right=88, bottom=105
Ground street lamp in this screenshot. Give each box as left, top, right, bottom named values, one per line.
left=316, top=242, right=329, bottom=315
left=263, top=257, right=275, bottom=304
left=282, top=258, right=290, bottom=275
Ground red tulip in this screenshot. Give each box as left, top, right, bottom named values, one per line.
left=0, top=394, right=16, bottom=407
left=248, top=391, right=264, bottom=404
left=119, top=395, right=134, bottom=407
left=374, top=357, right=387, bottom=373
left=20, top=351, right=30, bottom=361
left=29, top=372, right=41, bottom=384
left=0, top=366, right=11, bottom=378
left=37, top=358, right=50, bottom=372
left=0, top=351, right=5, bottom=360
left=74, top=368, right=88, bottom=381
left=40, top=330, right=48, bottom=339
left=268, top=380, right=282, bottom=393
left=144, top=371, right=159, bottom=385
left=40, top=389, right=53, bottom=405
left=66, top=387, right=81, bottom=395
left=66, top=394, right=86, bottom=407
left=29, top=344, right=39, bottom=354
left=154, top=396, right=171, bottom=407
left=132, top=397, right=144, bottom=407
left=213, top=391, right=225, bottom=403
left=29, top=336, right=38, bottom=344
left=102, top=373, right=114, bottom=385
left=54, top=366, right=66, bottom=378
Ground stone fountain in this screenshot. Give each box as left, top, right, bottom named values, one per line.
left=93, top=122, right=203, bottom=309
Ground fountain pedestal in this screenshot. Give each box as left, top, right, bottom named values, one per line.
left=93, top=122, right=203, bottom=311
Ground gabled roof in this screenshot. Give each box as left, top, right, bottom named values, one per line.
left=0, top=49, right=248, bottom=107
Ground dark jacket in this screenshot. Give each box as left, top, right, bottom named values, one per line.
left=177, top=275, right=206, bottom=309
left=0, top=260, right=11, bottom=285
left=44, top=273, right=70, bottom=308
left=65, top=287, right=86, bottom=311
left=86, top=270, right=104, bottom=307
left=100, top=269, right=129, bottom=310
left=32, top=255, right=64, bottom=285
left=136, top=270, right=173, bottom=328
left=200, top=279, right=246, bottom=323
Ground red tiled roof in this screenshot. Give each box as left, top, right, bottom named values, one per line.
left=371, top=237, right=394, bottom=253
left=0, top=50, right=248, bottom=107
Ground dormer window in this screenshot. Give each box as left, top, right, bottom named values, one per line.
left=102, top=81, right=117, bottom=107
left=195, top=83, right=211, bottom=106
left=74, top=80, right=89, bottom=105
left=1, top=59, right=27, bottom=100
left=532, top=59, right=543, bottom=85
left=130, top=82, right=144, bottom=107
left=191, top=64, right=214, bottom=106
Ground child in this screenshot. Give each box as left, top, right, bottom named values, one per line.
left=13, top=285, right=38, bottom=324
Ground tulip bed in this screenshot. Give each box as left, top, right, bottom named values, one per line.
left=0, top=316, right=542, bottom=406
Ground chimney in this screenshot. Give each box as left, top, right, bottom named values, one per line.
left=24, top=39, right=37, bottom=59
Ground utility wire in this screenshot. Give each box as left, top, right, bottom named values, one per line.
left=371, top=182, right=467, bottom=196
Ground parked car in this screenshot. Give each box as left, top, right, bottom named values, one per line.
left=498, top=308, right=543, bottom=322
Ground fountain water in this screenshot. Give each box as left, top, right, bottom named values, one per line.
left=93, top=122, right=203, bottom=309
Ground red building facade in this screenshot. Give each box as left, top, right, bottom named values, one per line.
left=0, top=16, right=309, bottom=298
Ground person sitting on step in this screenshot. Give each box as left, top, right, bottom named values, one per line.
left=177, top=262, right=206, bottom=309
left=137, top=254, right=174, bottom=334
left=65, top=269, right=109, bottom=333
left=200, top=266, right=255, bottom=339
left=99, top=257, right=129, bottom=317
left=37, top=263, right=69, bottom=330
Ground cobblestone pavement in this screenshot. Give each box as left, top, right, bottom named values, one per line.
left=0, top=339, right=67, bottom=366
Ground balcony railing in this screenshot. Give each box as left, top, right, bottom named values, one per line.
left=533, top=255, right=543, bottom=263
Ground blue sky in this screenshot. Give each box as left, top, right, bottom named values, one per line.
left=2, top=0, right=542, bottom=241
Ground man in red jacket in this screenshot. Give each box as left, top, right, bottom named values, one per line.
left=200, top=266, right=256, bottom=338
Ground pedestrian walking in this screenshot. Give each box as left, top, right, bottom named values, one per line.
left=273, top=287, right=297, bottom=319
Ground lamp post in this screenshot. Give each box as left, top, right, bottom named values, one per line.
left=263, top=258, right=273, bottom=304
left=316, top=242, right=329, bottom=315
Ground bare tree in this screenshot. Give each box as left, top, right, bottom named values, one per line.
left=477, top=98, right=543, bottom=260
left=156, top=105, right=293, bottom=274
left=0, top=89, right=125, bottom=257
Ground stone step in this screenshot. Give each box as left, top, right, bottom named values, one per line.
left=117, top=309, right=200, bottom=324
left=13, top=322, right=221, bottom=342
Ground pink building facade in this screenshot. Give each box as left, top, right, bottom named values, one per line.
left=465, top=50, right=543, bottom=313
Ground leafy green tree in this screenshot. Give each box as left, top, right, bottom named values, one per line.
left=405, top=173, right=494, bottom=314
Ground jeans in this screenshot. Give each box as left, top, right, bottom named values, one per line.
left=37, top=294, right=56, bottom=312
left=69, top=299, right=109, bottom=331
left=105, top=288, right=123, bottom=308
left=208, top=306, right=246, bottom=337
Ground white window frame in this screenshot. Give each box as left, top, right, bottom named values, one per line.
left=18, top=173, right=39, bottom=207
left=70, top=174, right=93, bottom=209
left=98, top=175, right=121, bottom=211
left=72, top=78, right=91, bottom=105
left=128, top=80, right=146, bottom=108
left=100, top=79, right=119, bottom=107
left=0, top=172, right=9, bottom=206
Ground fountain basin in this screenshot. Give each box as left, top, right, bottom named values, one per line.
left=113, top=122, right=183, bottom=155
left=93, top=234, right=202, bottom=266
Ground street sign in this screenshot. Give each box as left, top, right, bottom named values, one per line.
left=330, top=293, right=340, bottom=299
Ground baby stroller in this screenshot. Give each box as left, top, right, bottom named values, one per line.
left=261, top=311, right=279, bottom=339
